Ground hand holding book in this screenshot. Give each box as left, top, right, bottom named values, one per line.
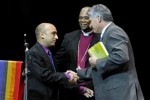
left=88, top=42, right=109, bottom=67
left=88, top=42, right=109, bottom=59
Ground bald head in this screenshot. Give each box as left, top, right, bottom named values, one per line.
left=79, top=7, right=91, bottom=15
left=35, top=23, right=55, bottom=36
left=35, top=22, right=58, bottom=47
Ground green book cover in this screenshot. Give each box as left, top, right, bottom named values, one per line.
left=88, top=42, right=109, bottom=59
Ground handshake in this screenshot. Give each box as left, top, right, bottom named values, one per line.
left=65, top=70, right=79, bottom=84
left=65, top=70, right=94, bottom=98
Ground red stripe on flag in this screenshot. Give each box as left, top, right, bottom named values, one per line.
left=13, top=61, right=22, bottom=100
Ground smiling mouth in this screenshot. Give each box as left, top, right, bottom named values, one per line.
left=81, top=24, right=87, bottom=27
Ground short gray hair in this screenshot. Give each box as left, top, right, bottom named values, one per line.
left=88, top=4, right=113, bottom=22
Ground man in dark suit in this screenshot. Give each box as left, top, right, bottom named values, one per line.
left=27, top=22, right=79, bottom=100
left=78, top=4, right=145, bottom=100
left=55, top=7, right=99, bottom=100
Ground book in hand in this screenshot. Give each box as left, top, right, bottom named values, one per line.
left=88, top=42, right=109, bottom=59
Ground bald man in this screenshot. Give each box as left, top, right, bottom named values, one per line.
left=27, top=23, right=79, bottom=100
left=55, top=7, right=99, bottom=100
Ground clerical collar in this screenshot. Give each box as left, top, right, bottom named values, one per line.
left=81, top=30, right=93, bottom=36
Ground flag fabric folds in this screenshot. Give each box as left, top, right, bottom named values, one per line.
left=0, top=60, right=23, bottom=100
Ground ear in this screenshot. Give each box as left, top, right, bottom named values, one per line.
left=40, top=32, right=45, bottom=39
left=97, top=16, right=101, bottom=23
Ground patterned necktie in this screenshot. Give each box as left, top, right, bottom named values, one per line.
left=48, top=51, right=56, bottom=72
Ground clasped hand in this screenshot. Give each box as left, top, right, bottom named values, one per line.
left=83, top=87, right=94, bottom=98
left=65, top=70, right=79, bottom=83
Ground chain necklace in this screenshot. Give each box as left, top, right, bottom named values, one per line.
left=77, top=39, right=90, bottom=70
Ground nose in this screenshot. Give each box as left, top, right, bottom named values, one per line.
left=55, top=34, right=58, bottom=39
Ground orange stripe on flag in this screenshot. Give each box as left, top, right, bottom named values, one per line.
left=13, top=61, right=22, bottom=100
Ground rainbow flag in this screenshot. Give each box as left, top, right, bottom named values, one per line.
left=0, top=60, right=23, bottom=100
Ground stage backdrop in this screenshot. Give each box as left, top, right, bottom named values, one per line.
left=0, top=60, right=23, bottom=100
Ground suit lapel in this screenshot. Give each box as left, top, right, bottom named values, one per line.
left=35, top=43, right=56, bottom=72
left=72, top=31, right=80, bottom=63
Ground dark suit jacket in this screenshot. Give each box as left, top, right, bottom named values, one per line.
left=78, top=23, right=144, bottom=100
left=27, top=42, right=69, bottom=100
left=55, top=30, right=99, bottom=100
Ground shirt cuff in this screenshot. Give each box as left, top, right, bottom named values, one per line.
left=65, top=73, right=70, bottom=80
left=79, top=82, right=86, bottom=86
left=79, top=86, right=85, bottom=94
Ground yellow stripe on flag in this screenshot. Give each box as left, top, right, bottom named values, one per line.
left=4, top=61, right=16, bottom=100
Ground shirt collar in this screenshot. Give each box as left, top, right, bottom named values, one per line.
left=41, top=44, right=49, bottom=54
left=101, top=22, right=112, bottom=39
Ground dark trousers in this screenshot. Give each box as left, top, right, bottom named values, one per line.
left=28, top=90, right=50, bottom=100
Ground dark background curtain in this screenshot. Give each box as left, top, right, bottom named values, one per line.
left=2, top=0, right=148, bottom=99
